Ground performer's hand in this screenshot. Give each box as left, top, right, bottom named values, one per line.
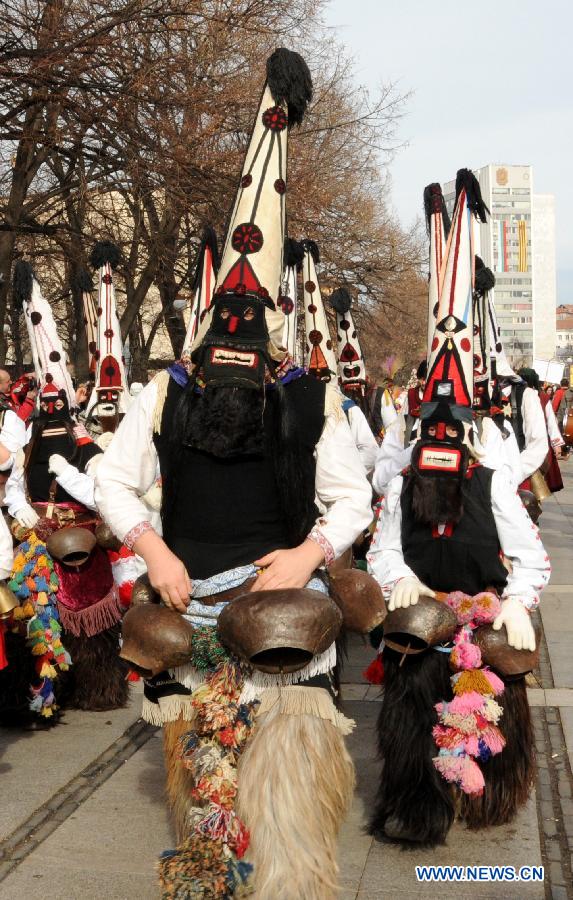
left=48, top=454, right=69, bottom=476
left=14, top=504, right=40, bottom=529
left=253, top=540, right=325, bottom=591
left=135, top=531, right=191, bottom=613
left=493, top=596, right=536, bottom=651
left=388, top=576, right=435, bottom=611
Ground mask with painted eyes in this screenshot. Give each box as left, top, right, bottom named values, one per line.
left=193, top=294, right=272, bottom=389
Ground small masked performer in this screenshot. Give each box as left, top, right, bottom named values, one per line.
left=366, top=171, right=550, bottom=846
left=3, top=261, right=127, bottom=722
left=85, top=241, right=129, bottom=447
left=329, top=286, right=380, bottom=474
left=301, top=241, right=378, bottom=476
left=518, top=368, right=563, bottom=493
left=95, top=49, right=371, bottom=899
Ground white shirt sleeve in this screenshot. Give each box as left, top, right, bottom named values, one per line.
left=367, top=474, right=415, bottom=595
left=94, top=381, right=160, bottom=544
left=311, top=410, right=373, bottom=562
left=544, top=401, right=564, bottom=448
left=5, top=453, right=28, bottom=517
left=0, top=513, right=13, bottom=580
left=54, top=462, right=98, bottom=510
left=347, top=405, right=378, bottom=476
left=490, top=468, right=551, bottom=609
left=372, top=417, right=413, bottom=496
left=520, top=387, right=549, bottom=480
left=0, top=410, right=27, bottom=454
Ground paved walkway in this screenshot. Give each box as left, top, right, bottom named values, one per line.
left=0, top=463, right=572, bottom=898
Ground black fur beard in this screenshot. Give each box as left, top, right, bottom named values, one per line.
left=368, top=647, right=455, bottom=846
left=410, top=445, right=469, bottom=525
left=178, top=383, right=265, bottom=459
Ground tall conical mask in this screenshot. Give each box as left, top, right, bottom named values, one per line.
left=278, top=237, right=304, bottom=362
left=12, top=261, right=76, bottom=409
left=302, top=240, right=337, bottom=379
left=329, top=287, right=366, bottom=386
left=422, top=169, right=489, bottom=424
left=88, top=241, right=128, bottom=415
left=423, top=182, right=451, bottom=357
left=75, top=268, right=98, bottom=375
left=195, top=49, right=312, bottom=387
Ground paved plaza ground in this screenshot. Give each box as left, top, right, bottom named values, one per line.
left=0, top=464, right=572, bottom=899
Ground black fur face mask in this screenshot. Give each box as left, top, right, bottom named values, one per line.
left=177, top=383, right=265, bottom=459
left=410, top=443, right=469, bottom=525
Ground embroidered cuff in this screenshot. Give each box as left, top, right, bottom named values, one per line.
left=123, top=520, right=153, bottom=551
left=307, top=526, right=335, bottom=566
left=505, top=593, right=539, bottom=612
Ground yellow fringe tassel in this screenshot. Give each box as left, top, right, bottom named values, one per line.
left=453, top=669, right=496, bottom=696
left=256, top=686, right=355, bottom=736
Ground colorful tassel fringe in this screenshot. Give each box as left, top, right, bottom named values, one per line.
left=432, top=591, right=505, bottom=795
left=9, top=533, right=71, bottom=717
left=158, top=649, right=257, bottom=898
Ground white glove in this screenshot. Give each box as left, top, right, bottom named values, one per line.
left=48, top=454, right=69, bottom=476
left=15, top=504, right=40, bottom=529
left=492, top=596, right=536, bottom=651
left=388, top=576, right=436, bottom=611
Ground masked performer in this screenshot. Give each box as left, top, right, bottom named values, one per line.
left=95, top=49, right=371, bottom=899
left=84, top=240, right=128, bottom=446
left=4, top=262, right=127, bottom=721
left=367, top=171, right=550, bottom=846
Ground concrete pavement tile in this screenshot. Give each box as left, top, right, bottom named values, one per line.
left=0, top=732, right=171, bottom=898
left=357, top=794, right=542, bottom=898
left=560, top=708, right=573, bottom=758
left=527, top=689, right=547, bottom=706
left=0, top=692, right=141, bottom=841
left=545, top=689, right=573, bottom=706
left=343, top=684, right=369, bottom=700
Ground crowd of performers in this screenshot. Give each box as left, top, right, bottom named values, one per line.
left=0, top=46, right=570, bottom=900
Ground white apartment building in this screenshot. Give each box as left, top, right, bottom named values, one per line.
left=443, top=164, right=557, bottom=365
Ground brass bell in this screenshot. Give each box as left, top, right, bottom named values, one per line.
left=530, top=469, right=551, bottom=503
left=0, top=581, right=20, bottom=619
left=46, top=527, right=96, bottom=567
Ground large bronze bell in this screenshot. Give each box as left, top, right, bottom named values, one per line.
left=217, top=588, right=342, bottom=674
left=46, top=527, right=96, bottom=567
left=383, top=595, right=457, bottom=655
left=0, top=581, right=19, bottom=619
left=131, top=573, right=160, bottom=606
left=474, top=623, right=540, bottom=678
left=120, top=605, right=195, bottom=677
left=330, top=568, right=387, bottom=633
left=94, top=522, right=122, bottom=552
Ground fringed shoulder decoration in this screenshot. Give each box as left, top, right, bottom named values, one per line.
left=324, top=382, right=344, bottom=423
left=256, top=686, right=356, bottom=735
left=151, top=370, right=171, bottom=436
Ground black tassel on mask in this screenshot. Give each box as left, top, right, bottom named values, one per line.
left=455, top=169, right=489, bottom=223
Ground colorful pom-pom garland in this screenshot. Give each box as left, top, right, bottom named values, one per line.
left=9, top=533, right=71, bottom=717
left=432, top=591, right=505, bottom=795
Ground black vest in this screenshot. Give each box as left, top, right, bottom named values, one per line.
left=154, top=375, right=325, bottom=580
left=400, top=465, right=508, bottom=596
left=27, top=427, right=101, bottom=505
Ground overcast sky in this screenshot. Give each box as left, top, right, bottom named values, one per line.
left=326, top=0, right=572, bottom=303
